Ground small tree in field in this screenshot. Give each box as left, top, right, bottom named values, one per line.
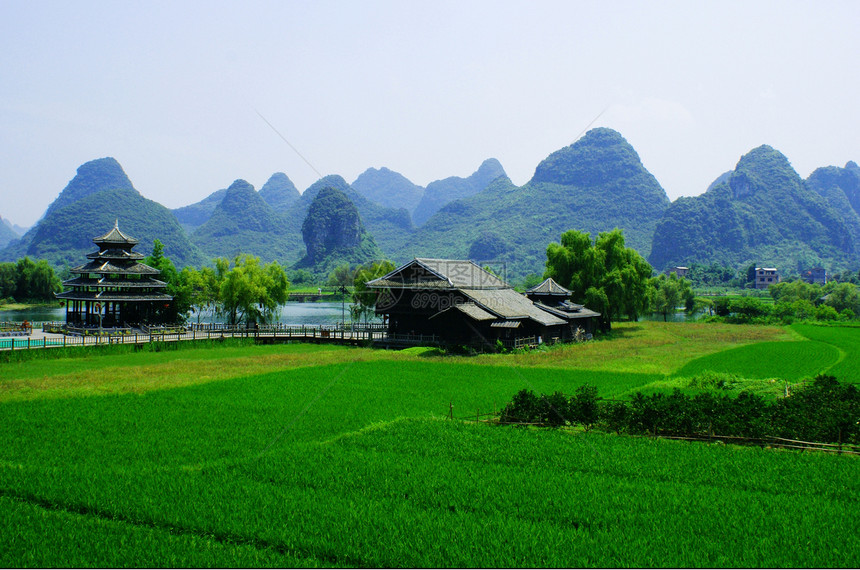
left=570, top=385, right=600, bottom=430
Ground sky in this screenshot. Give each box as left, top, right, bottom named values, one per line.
left=1, top=0, right=858, bottom=227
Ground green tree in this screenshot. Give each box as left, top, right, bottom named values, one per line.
left=0, top=262, right=16, bottom=300
left=744, top=262, right=758, bottom=288
left=327, top=263, right=357, bottom=288
left=545, top=228, right=653, bottom=330
left=769, top=280, right=821, bottom=304
left=218, top=255, right=290, bottom=325
left=11, top=257, right=61, bottom=302
left=144, top=239, right=187, bottom=323
left=569, top=385, right=599, bottom=431
left=178, top=266, right=219, bottom=323
left=352, top=260, right=395, bottom=324
left=651, top=273, right=694, bottom=321
left=823, top=282, right=860, bottom=315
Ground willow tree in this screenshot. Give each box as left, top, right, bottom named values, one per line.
left=217, top=255, right=290, bottom=325
left=351, top=260, right=395, bottom=323
left=544, top=228, right=653, bottom=330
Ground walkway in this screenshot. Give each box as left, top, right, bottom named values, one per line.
left=0, top=323, right=440, bottom=352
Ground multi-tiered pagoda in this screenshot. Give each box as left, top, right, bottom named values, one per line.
left=56, top=221, right=172, bottom=328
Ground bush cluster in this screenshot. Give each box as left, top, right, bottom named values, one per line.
left=500, top=375, right=860, bottom=444
left=702, top=280, right=860, bottom=324
left=0, top=257, right=62, bottom=303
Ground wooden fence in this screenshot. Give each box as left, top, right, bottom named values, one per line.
left=0, top=323, right=439, bottom=352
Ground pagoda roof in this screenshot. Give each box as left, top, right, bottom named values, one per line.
left=87, top=248, right=145, bottom=261
left=525, top=278, right=571, bottom=296
left=62, top=276, right=167, bottom=288
left=93, top=220, right=139, bottom=245
left=71, top=260, right=161, bottom=276
left=56, top=291, right=173, bottom=302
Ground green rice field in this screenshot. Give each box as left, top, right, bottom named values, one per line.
left=0, top=321, right=858, bottom=567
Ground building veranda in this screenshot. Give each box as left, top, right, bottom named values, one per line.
left=366, top=258, right=599, bottom=349
left=55, top=222, right=172, bottom=332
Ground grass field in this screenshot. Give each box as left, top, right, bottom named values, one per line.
left=1, top=321, right=858, bottom=567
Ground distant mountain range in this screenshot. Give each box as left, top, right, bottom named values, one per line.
left=394, top=128, right=671, bottom=278
left=649, top=146, right=858, bottom=272
left=3, top=132, right=858, bottom=281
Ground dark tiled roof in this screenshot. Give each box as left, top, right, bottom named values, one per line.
left=534, top=302, right=601, bottom=320
left=62, top=277, right=167, bottom=288
left=525, top=277, right=571, bottom=296
left=93, top=221, right=139, bottom=245
left=87, top=248, right=145, bottom=260
left=428, top=302, right=497, bottom=322
left=71, top=260, right=161, bottom=276
left=462, top=288, right=566, bottom=326
left=367, top=258, right=509, bottom=290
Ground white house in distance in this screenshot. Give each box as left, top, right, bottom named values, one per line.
left=666, top=266, right=689, bottom=279
left=755, top=267, right=779, bottom=289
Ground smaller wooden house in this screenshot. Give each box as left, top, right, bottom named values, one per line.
left=366, top=258, right=599, bottom=348
left=525, top=278, right=600, bottom=338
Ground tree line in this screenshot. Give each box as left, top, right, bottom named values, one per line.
left=144, top=240, right=290, bottom=326
left=0, top=258, right=62, bottom=304
left=500, top=375, right=860, bottom=445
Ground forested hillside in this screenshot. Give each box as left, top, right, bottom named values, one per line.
left=172, top=188, right=226, bottom=233
left=258, top=172, right=301, bottom=211
left=0, top=217, right=18, bottom=249
left=295, top=187, right=384, bottom=276
left=649, top=146, right=856, bottom=273
left=411, top=159, right=506, bottom=226
left=397, top=128, right=670, bottom=279
left=0, top=158, right=202, bottom=268
left=191, top=179, right=300, bottom=261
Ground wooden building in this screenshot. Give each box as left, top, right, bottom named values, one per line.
left=366, top=258, right=599, bottom=348
left=56, top=221, right=172, bottom=328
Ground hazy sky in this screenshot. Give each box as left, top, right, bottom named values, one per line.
left=2, top=0, right=858, bottom=227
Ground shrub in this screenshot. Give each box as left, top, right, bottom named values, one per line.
left=815, top=304, right=839, bottom=321
left=500, top=377, right=858, bottom=444
left=599, top=400, right=629, bottom=434
left=569, top=385, right=600, bottom=430
left=500, top=389, right=540, bottom=424
left=539, top=391, right=570, bottom=427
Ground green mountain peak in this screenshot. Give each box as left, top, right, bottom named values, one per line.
left=296, top=186, right=384, bottom=275
left=258, top=172, right=300, bottom=211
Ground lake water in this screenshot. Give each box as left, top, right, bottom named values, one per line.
left=0, top=301, right=372, bottom=326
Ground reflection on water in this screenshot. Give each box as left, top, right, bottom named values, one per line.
left=0, top=306, right=64, bottom=323
left=188, top=301, right=352, bottom=326
left=0, top=301, right=375, bottom=326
